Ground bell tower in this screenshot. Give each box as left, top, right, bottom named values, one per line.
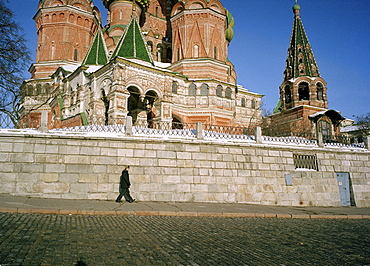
left=279, top=3, right=328, bottom=112
left=31, top=0, right=100, bottom=79
left=267, top=3, right=345, bottom=136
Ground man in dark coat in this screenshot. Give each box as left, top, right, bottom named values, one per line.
left=116, top=166, right=135, bottom=203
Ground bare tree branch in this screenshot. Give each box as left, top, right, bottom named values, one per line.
left=0, top=0, right=31, bottom=128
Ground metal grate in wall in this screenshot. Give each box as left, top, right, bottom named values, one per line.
left=293, top=154, right=318, bottom=171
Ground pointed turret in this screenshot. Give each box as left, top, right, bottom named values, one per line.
left=82, top=30, right=109, bottom=66
left=284, top=3, right=320, bottom=81
left=111, top=18, right=153, bottom=64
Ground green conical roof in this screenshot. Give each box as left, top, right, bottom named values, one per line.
left=82, top=30, right=109, bottom=66
left=111, top=18, right=153, bottom=64
left=283, top=4, right=320, bottom=81
left=273, top=99, right=282, bottom=114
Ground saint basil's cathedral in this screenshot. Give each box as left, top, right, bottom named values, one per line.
left=20, top=0, right=345, bottom=139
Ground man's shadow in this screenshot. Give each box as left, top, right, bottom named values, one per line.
left=75, top=259, right=88, bottom=266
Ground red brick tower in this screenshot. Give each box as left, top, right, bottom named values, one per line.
left=169, top=0, right=236, bottom=84
left=31, top=0, right=101, bottom=79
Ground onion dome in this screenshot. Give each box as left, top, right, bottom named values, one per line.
left=102, top=0, right=150, bottom=11
left=225, top=9, right=234, bottom=42
left=293, top=4, right=301, bottom=10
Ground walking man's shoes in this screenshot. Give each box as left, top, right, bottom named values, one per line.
left=116, top=200, right=122, bottom=203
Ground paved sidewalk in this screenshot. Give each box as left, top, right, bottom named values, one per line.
left=0, top=194, right=369, bottom=219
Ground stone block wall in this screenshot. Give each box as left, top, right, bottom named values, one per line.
left=0, top=131, right=369, bottom=207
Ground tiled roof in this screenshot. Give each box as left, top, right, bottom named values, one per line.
left=283, top=5, right=320, bottom=81
left=111, top=18, right=153, bottom=64
left=82, top=30, right=109, bottom=66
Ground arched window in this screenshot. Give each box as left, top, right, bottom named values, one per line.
left=298, top=82, right=309, bottom=101
left=193, top=44, right=199, bottom=58
left=27, top=85, right=33, bottom=96
left=43, top=83, right=51, bottom=94
left=147, top=41, right=153, bottom=53
left=284, top=85, right=292, bottom=104
left=316, top=83, right=324, bottom=101
left=172, top=81, right=178, bottom=94
left=241, top=98, right=246, bottom=107
left=189, top=84, right=196, bottom=96
left=216, top=85, right=223, bottom=97
left=177, top=48, right=181, bottom=61
left=36, top=84, right=42, bottom=95
left=225, top=87, right=232, bottom=99
left=157, top=44, right=163, bottom=61
left=251, top=99, right=256, bottom=109
left=200, top=84, right=209, bottom=96
left=51, top=42, right=55, bottom=59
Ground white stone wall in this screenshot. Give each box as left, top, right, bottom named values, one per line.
left=0, top=132, right=369, bottom=207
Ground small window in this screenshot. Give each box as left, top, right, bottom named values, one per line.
left=177, top=48, right=181, bottom=61
left=214, top=47, right=217, bottom=60
left=189, top=84, right=196, bottom=96
left=293, top=154, right=318, bottom=171
left=147, top=41, right=153, bottom=53
left=241, top=98, right=246, bottom=107
left=36, top=84, right=42, bottom=95
left=251, top=99, right=256, bottom=109
left=318, top=120, right=331, bottom=142
left=193, top=44, right=199, bottom=58
left=157, top=44, right=163, bottom=61
left=172, top=81, right=178, bottom=94
left=316, top=83, right=323, bottom=101
left=225, top=87, right=232, bottom=99
left=200, top=84, right=209, bottom=96
left=216, top=85, right=223, bottom=97
left=74, top=49, right=78, bottom=61
left=284, top=85, right=292, bottom=104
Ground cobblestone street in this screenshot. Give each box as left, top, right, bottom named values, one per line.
left=0, top=213, right=369, bottom=265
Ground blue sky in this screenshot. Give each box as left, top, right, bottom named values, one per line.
left=8, top=0, right=370, bottom=121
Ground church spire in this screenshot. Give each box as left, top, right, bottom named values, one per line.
left=283, top=2, right=320, bottom=81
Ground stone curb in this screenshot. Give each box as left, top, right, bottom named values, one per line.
left=0, top=208, right=369, bottom=219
